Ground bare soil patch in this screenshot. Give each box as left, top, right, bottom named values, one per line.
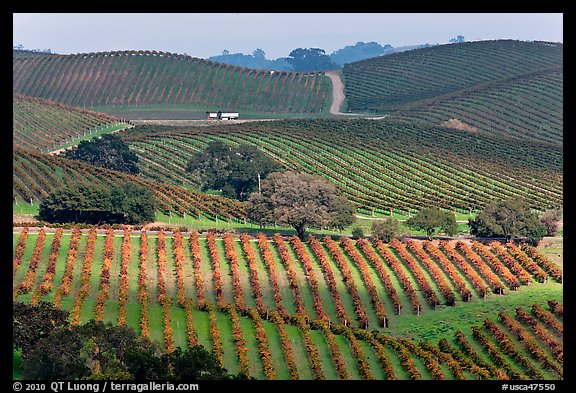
left=442, top=118, right=478, bottom=133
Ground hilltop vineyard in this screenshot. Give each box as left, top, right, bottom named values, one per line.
left=13, top=50, right=331, bottom=115
left=12, top=228, right=562, bottom=379
left=343, top=40, right=562, bottom=113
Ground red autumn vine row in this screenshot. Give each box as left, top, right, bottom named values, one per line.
left=172, top=230, right=187, bottom=307
left=339, top=325, right=374, bottom=380
left=399, top=338, right=445, bottom=380
left=184, top=298, right=198, bottom=347
left=54, top=227, right=81, bottom=308
left=406, top=239, right=456, bottom=306
left=206, top=231, right=226, bottom=310
left=547, top=300, right=563, bottom=319
left=349, top=327, right=396, bottom=380
left=404, top=239, right=456, bottom=306
left=223, top=232, right=247, bottom=313
left=289, top=236, right=329, bottom=321
left=471, top=241, right=521, bottom=290
left=422, top=240, right=473, bottom=302
left=453, top=331, right=508, bottom=380
left=138, top=230, right=150, bottom=338
left=323, top=236, right=369, bottom=327
left=520, top=245, right=562, bottom=283
left=307, top=235, right=350, bottom=324
left=188, top=232, right=207, bottom=310
left=373, top=239, right=421, bottom=314
left=256, top=233, right=287, bottom=317
left=531, top=304, right=562, bottom=337
left=376, top=333, right=421, bottom=380
left=14, top=228, right=46, bottom=299
left=13, top=227, right=29, bottom=278
left=439, top=241, right=489, bottom=299
left=292, top=315, right=325, bottom=380
left=239, top=233, right=266, bottom=313
left=455, top=241, right=505, bottom=295
left=498, top=312, right=562, bottom=377
left=471, top=325, right=527, bottom=380
left=418, top=341, right=466, bottom=380
left=356, top=239, right=403, bottom=315
left=207, top=305, right=225, bottom=369
left=489, top=241, right=533, bottom=285
left=437, top=337, right=492, bottom=380
left=482, top=318, right=545, bottom=379
left=222, top=304, right=250, bottom=376
left=273, top=233, right=307, bottom=316
left=156, top=230, right=168, bottom=305
left=163, top=301, right=175, bottom=353
left=70, top=229, right=97, bottom=325
left=247, top=308, right=277, bottom=380
left=505, top=242, right=548, bottom=283
left=32, top=228, right=63, bottom=304
left=268, top=309, right=299, bottom=379
left=515, top=307, right=562, bottom=362
left=314, top=320, right=354, bottom=380
left=117, top=229, right=131, bottom=326
left=390, top=238, right=441, bottom=309
left=340, top=237, right=388, bottom=328
left=95, top=229, right=115, bottom=321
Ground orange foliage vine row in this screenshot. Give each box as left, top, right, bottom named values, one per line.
left=70, top=229, right=97, bottom=325
left=32, top=228, right=64, bottom=304
left=256, top=233, right=287, bottom=317
left=94, top=229, right=115, bottom=321
left=117, top=229, right=132, bottom=326
left=54, top=227, right=82, bottom=307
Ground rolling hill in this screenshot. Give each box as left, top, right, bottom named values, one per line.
left=12, top=50, right=332, bottom=118
left=342, top=40, right=562, bottom=114
left=13, top=93, right=132, bottom=152
left=13, top=146, right=245, bottom=220
left=121, top=119, right=563, bottom=215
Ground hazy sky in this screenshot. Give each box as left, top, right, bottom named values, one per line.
left=13, top=13, right=563, bottom=59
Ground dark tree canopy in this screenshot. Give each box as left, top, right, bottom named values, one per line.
left=286, top=48, right=338, bottom=72
left=469, top=198, right=547, bottom=244
left=13, top=301, right=70, bottom=359
left=21, top=318, right=242, bottom=380
left=371, top=217, right=403, bottom=242
left=406, top=208, right=457, bottom=240
left=247, top=171, right=355, bottom=239
left=329, top=41, right=393, bottom=67
left=64, top=134, right=139, bottom=174
left=38, top=182, right=156, bottom=224
left=187, top=141, right=282, bottom=201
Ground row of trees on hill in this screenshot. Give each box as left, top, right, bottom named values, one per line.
left=208, top=42, right=397, bottom=72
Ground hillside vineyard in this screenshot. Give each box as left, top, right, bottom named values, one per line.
left=13, top=228, right=563, bottom=380
left=13, top=39, right=563, bottom=381
left=13, top=50, right=331, bottom=114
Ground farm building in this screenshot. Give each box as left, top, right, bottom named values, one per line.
left=206, top=111, right=239, bottom=120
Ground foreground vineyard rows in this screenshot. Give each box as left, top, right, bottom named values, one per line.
left=13, top=228, right=563, bottom=379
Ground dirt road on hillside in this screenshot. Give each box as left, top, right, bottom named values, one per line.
left=325, top=71, right=354, bottom=115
